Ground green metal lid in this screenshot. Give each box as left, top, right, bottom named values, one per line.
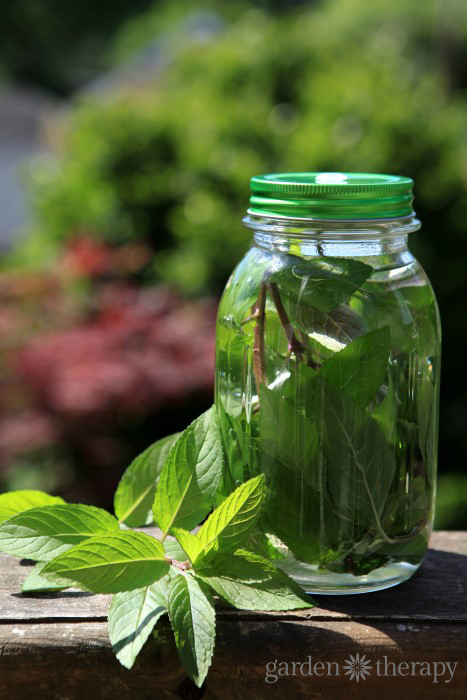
left=249, top=172, right=414, bottom=220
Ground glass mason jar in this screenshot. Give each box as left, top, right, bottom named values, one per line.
left=215, top=173, right=441, bottom=594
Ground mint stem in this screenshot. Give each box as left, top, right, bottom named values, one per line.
left=164, top=556, right=191, bottom=571
left=268, top=282, right=318, bottom=367
left=297, top=328, right=321, bottom=369
left=252, top=280, right=267, bottom=392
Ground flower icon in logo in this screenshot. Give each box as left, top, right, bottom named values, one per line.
left=343, top=653, right=373, bottom=682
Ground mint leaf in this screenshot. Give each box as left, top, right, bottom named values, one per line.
left=199, top=550, right=275, bottom=584
left=417, top=378, right=437, bottom=464
left=167, top=573, right=215, bottom=688
left=365, top=283, right=439, bottom=355
left=114, top=433, right=180, bottom=527
left=171, top=528, right=203, bottom=563
left=260, top=373, right=319, bottom=489
left=320, top=327, right=390, bottom=405
left=273, top=257, right=372, bottom=313
left=375, top=531, right=429, bottom=563
left=259, top=371, right=325, bottom=562
left=319, top=379, right=396, bottom=527
left=262, top=458, right=323, bottom=564
left=163, top=538, right=190, bottom=562
left=0, top=504, right=119, bottom=561
left=194, top=475, right=265, bottom=564
left=291, top=302, right=368, bottom=357
left=321, top=535, right=388, bottom=576
left=216, top=397, right=246, bottom=497
left=150, top=571, right=176, bottom=606
left=21, top=561, right=69, bottom=593
left=0, top=491, right=65, bottom=523
left=382, top=473, right=429, bottom=538
left=372, top=371, right=397, bottom=442
left=109, top=584, right=167, bottom=669
left=196, top=551, right=313, bottom=611
left=244, top=528, right=286, bottom=560
left=153, top=408, right=224, bottom=535
left=41, top=531, right=169, bottom=593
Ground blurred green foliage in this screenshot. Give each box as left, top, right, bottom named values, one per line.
left=435, top=474, right=467, bottom=530
left=22, top=1, right=467, bottom=295
left=0, top=0, right=154, bottom=94
left=0, top=0, right=296, bottom=93
left=4, top=0, right=467, bottom=525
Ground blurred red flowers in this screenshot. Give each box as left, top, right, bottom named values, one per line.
left=18, top=284, right=215, bottom=417
left=0, top=237, right=216, bottom=503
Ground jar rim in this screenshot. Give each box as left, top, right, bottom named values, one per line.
left=242, top=212, right=421, bottom=237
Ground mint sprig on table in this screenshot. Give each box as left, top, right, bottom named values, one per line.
left=0, top=406, right=313, bottom=687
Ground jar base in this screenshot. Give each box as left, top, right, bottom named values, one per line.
left=277, top=559, right=420, bottom=595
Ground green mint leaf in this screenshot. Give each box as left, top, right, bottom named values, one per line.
left=262, top=458, right=323, bottom=565
left=244, top=528, right=286, bottom=560
left=381, top=471, right=430, bottom=540
left=216, top=398, right=246, bottom=497
left=153, top=407, right=224, bottom=535
left=273, top=257, right=372, bottom=313
left=0, top=491, right=65, bottom=523
left=167, top=573, right=216, bottom=688
left=372, top=372, right=397, bottom=443
left=150, top=572, right=176, bottom=607
left=41, top=531, right=170, bottom=593
left=114, top=433, right=180, bottom=527
left=417, top=378, right=437, bottom=464
left=291, top=257, right=372, bottom=312
left=320, top=327, right=390, bottom=405
left=319, top=379, right=396, bottom=527
left=0, top=504, right=119, bottom=561
left=375, top=531, right=429, bottom=563
left=171, top=528, right=203, bottom=563
left=321, top=536, right=389, bottom=576
left=260, top=372, right=319, bottom=489
left=194, top=475, right=265, bottom=564
left=199, top=550, right=274, bottom=584
left=21, top=561, right=69, bottom=593
left=365, top=283, right=439, bottom=355
left=196, top=551, right=313, bottom=611
left=109, top=584, right=167, bottom=669
left=295, top=303, right=368, bottom=356
left=163, top=538, right=190, bottom=562
left=259, top=374, right=326, bottom=563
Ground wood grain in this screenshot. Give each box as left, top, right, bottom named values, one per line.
left=0, top=531, right=465, bottom=699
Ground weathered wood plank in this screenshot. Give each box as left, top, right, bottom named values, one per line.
left=0, top=532, right=465, bottom=698
left=0, top=531, right=465, bottom=622
left=0, top=619, right=465, bottom=699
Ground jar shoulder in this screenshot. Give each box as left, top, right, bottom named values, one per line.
left=219, top=249, right=440, bottom=338
left=367, top=258, right=441, bottom=344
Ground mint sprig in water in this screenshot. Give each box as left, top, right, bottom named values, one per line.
left=216, top=252, right=436, bottom=580
left=0, top=406, right=313, bottom=688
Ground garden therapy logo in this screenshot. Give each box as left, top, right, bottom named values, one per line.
left=343, top=653, right=372, bottom=682
left=264, top=656, right=458, bottom=684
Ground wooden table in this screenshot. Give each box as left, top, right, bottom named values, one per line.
left=0, top=531, right=465, bottom=699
